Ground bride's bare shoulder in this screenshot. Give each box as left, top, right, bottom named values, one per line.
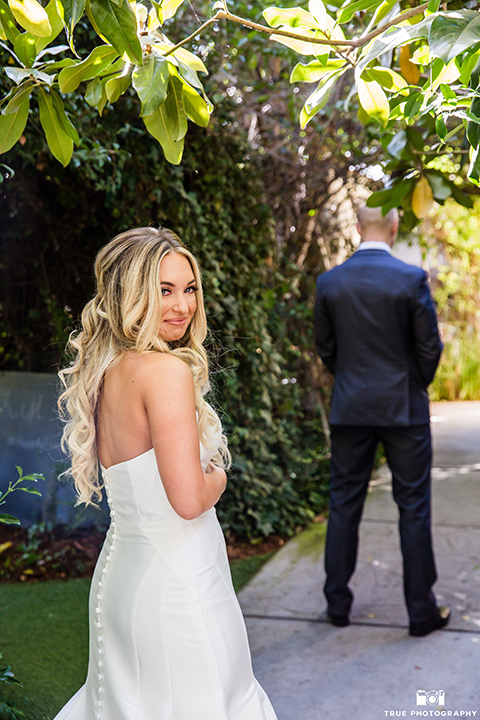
left=117, top=351, right=193, bottom=389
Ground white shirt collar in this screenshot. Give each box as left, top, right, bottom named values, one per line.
left=358, top=241, right=392, bottom=254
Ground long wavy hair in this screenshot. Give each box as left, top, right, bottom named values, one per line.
left=58, top=227, right=230, bottom=506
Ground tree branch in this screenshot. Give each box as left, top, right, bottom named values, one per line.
left=223, top=3, right=430, bottom=50
left=163, top=2, right=430, bottom=58
left=353, top=2, right=430, bottom=47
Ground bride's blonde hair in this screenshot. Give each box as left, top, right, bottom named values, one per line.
left=58, top=227, right=230, bottom=506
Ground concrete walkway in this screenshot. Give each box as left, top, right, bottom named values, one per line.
left=239, top=402, right=480, bottom=720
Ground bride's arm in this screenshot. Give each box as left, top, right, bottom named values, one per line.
left=138, top=353, right=227, bottom=520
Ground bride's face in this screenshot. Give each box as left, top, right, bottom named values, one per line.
left=158, top=252, right=198, bottom=342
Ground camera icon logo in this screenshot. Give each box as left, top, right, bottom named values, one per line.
left=416, top=690, right=446, bottom=706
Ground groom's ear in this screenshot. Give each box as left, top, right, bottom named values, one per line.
left=356, top=222, right=362, bottom=237
left=391, top=219, right=399, bottom=240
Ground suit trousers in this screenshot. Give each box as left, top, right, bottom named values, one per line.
left=324, top=424, right=438, bottom=624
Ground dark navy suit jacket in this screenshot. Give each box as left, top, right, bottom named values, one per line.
left=314, top=249, right=443, bottom=426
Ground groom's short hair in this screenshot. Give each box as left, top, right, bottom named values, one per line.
left=357, top=205, right=399, bottom=234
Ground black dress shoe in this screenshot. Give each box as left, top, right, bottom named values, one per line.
left=409, top=606, right=451, bottom=637
left=327, top=612, right=350, bottom=627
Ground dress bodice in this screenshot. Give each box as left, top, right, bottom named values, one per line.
left=100, top=415, right=222, bottom=534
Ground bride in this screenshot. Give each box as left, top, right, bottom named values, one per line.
left=54, top=227, right=278, bottom=720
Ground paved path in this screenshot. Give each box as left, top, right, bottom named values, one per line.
left=239, top=402, right=480, bottom=720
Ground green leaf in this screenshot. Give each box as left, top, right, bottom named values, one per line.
left=38, top=86, right=73, bottom=165
left=466, top=95, right=480, bottom=149
left=182, top=82, right=212, bottom=127
left=0, top=90, right=29, bottom=153
left=143, top=104, right=185, bottom=164
left=363, top=66, right=407, bottom=94
left=290, top=58, right=345, bottom=83
left=429, top=10, right=480, bottom=64
left=358, top=98, right=385, bottom=126
left=35, top=42, right=70, bottom=60
left=314, top=51, right=329, bottom=65
left=0, top=513, right=21, bottom=525
left=24, top=472, right=44, bottom=481
left=0, top=0, right=20, bottom=43
left=263, top=6, right=320, bottom=30
left=357, top=76, right=389, bottom=126
left=132, top=52, right=168, bottom=116
left=450, top=183, right=473, bottom=208
left=454, top=107, right=480, bottom=125
left=175, top=57, right=203, bottom=90
left=85, top=75, right=104, bottom=107
left=163, top=75, right=187, bottom=141
left=427, top=0, right=441, bottom=11
left=458, top=49, right=480, bottom=85
left=300, top=69, right=343, bottom=128
left=264, top=2, right=341, bottom=54
left=105, top=65, right=131, bottom=102
left=8, top=0, right=52, bottom=36
left=431, top=57, right=460, bottom=92
left=34, top=0, right=64, bottom=54
left=85, top=75, right=111, bottom=115
left=435, top=113, right=447, bottom=141
left=38, top=56, right=76, bottom=73
left=337, top=0, right=382, bottom=24
left=429, top=57, right=443, bottom=87
left=156, top=0, right=184, bottom=23
left=14, top=30, right=38, bottom=66
left=357, top=15, right=433, bottom=76
left=410, top=45, right=430, bottom=65
left=439, top=82, right=456, bottom=102
left=403, top=90, right=423, bottom=121
left=12, top=5, right=62, bottom=67
left=406, top=126, right=425, bottom=152
left=386, top=129, right=407, bottom=159
left=60, top=0, right=86, bottom=42
left=468, top=145, right=480, bottom=186
left=50, top=88, right=79, bottom=143
left=4, top=82, right=32, bottom=113
left=17, top=486, right=42, bottom=495
left=5, top=65, right=54, bottom=83
left=425, top=171, right=451, bottom=201
left=170, top=46, right=207, bottom=75
left=87, top=0, right=142, bottom=65
left=58, top=45, right=118, bottom=92
left=370, top=0, right=398, bottom=27
left=366, top=180, right=413, bottom=212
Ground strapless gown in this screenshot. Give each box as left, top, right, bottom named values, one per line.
left=53, top=436, right=278, bottom=720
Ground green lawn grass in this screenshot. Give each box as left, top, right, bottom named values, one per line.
left=0, top=552, right=275, bottom=720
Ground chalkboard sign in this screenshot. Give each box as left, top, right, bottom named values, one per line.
left=0, top=371, right=107, bottom=528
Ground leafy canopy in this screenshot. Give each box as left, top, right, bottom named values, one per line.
left=2, top=0, right=480, bottom=216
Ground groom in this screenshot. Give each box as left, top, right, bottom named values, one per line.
left=314, top=204, right=449, bottom=637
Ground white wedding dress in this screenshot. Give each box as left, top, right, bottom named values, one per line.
left=53, top=421, right=278, bottom=720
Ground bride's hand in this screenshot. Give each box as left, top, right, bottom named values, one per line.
left=205, top=463, right=227, bottom=493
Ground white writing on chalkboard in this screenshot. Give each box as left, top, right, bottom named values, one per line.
left=0, top=388, right=44, bottom=423
left=6, top=436, right=57, bottom=450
